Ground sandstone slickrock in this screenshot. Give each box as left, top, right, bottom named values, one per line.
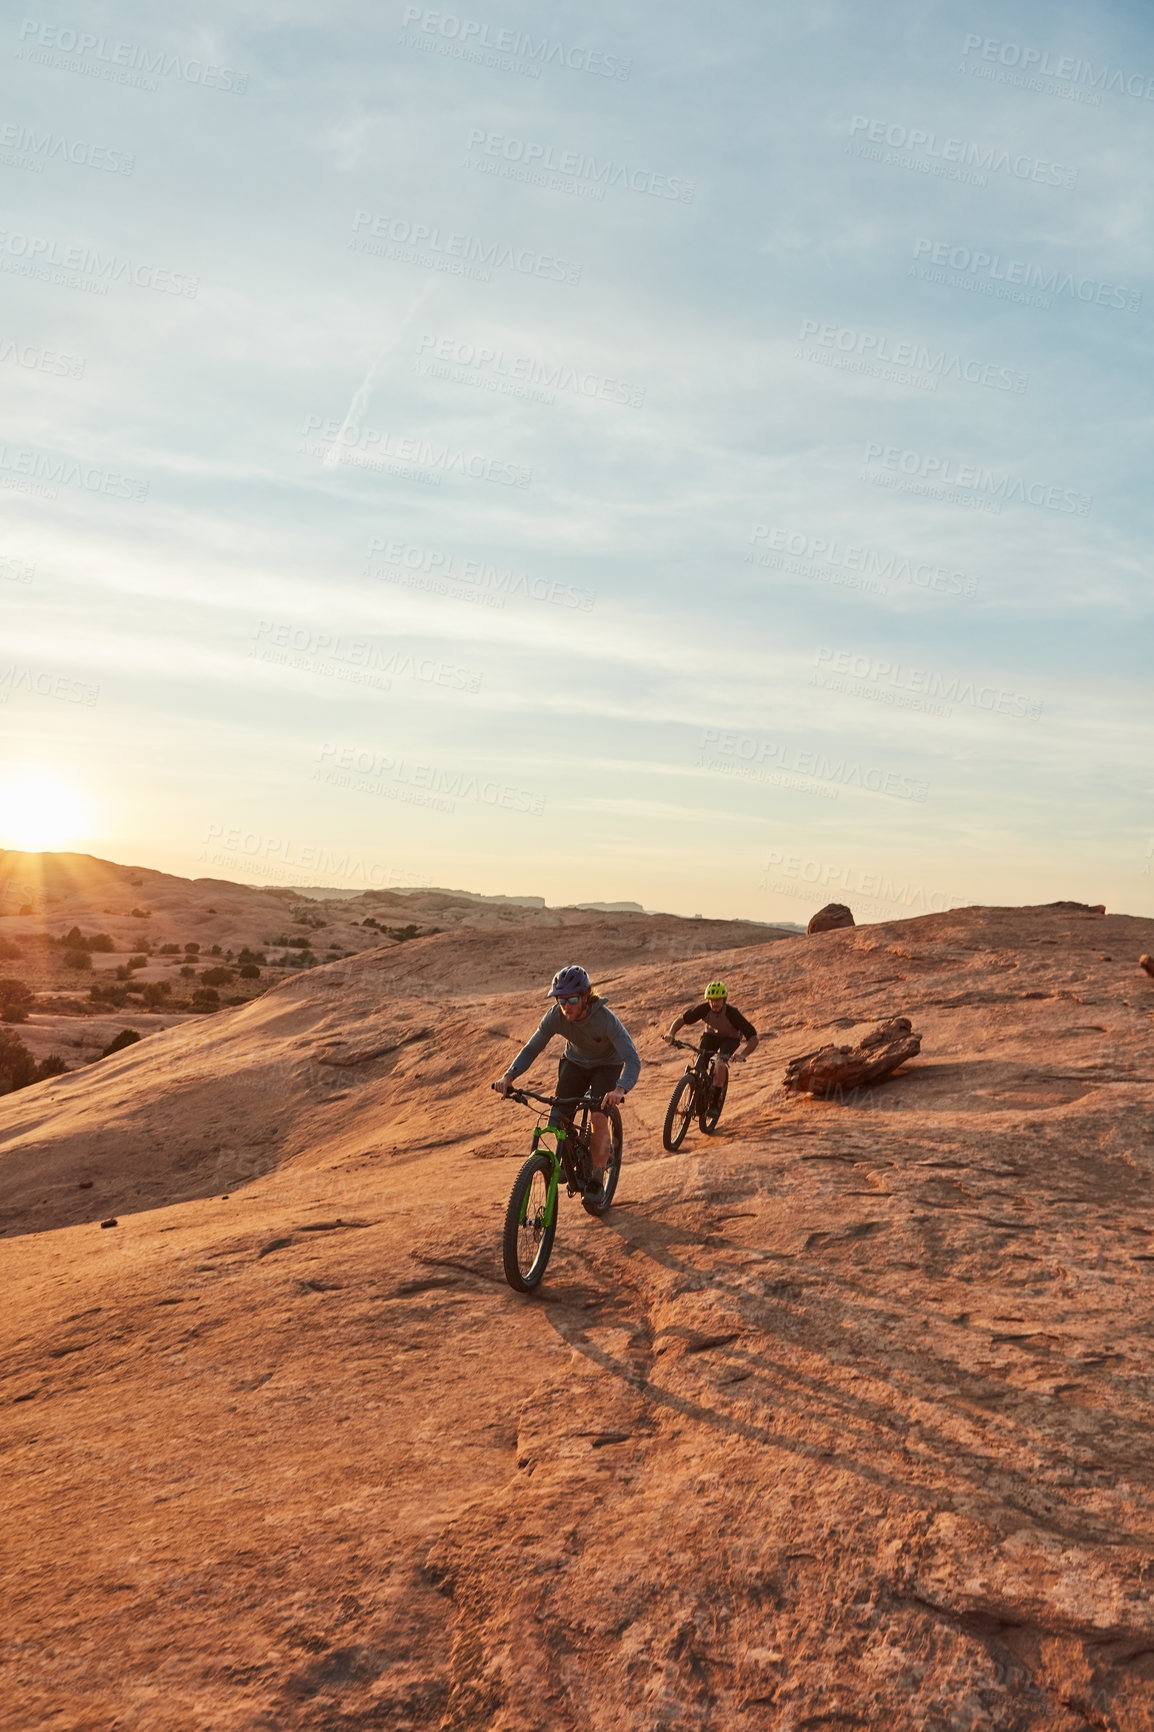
left=807, top=901, right=856, bottom=933
left=783, top=1015, right=922, bottom=1096
left=3, top=900, right=1154, bottom=1729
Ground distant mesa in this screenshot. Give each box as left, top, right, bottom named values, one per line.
left=808, top=903, right=856, bottom=934
left=1046, top=900, right=1106, bottom=914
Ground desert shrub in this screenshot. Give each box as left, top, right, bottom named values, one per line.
left=158, top=943, right=180, bottom=955
left=200, top=966, right=234, bottom=987
left=141, top=981, right=172, bottom=1007
left=191, top=987, right=220, bottom=1011
left=237, top=948, right=266, bottom=965
left=89, top=982, right=129, bottom=1008
left=101, top=1029, right=141, bottom=1058
left=238, top=963, right=260, bottom=980
left=115, top=965, right=132, bottom=982
left=126, top=954, right=148, bottom=970
left=179, top=964, right=196, bottom=979
left=64, top=950, right=92, bottom=971
left=0, top=1028, right=36, bottom=1094
left=36, top=1055, right=68, bottom=1080
left=209, top=944, right=222, bottom=956
left=62, top=927, right=115, bottom=953
left=88, top=934, right=115, bottom=952
left=130, top=907, right=149, bottom=918
left=0, top=978, right=34, bottom=1023
left=184, top=942, right=200, bottom=955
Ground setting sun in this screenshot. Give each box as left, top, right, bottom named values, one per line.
left=0, top=768, right=94, bottom=852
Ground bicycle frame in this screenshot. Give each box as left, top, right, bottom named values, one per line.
left=506, top=1085, right=601, bottom=1216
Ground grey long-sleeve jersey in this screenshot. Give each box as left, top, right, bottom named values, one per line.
left=506, top=999, right=642, bottom=1093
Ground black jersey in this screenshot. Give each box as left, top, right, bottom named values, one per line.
left=681, top=1001, right=756, bottom=1042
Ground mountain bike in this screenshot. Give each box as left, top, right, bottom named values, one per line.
left=494, top=1083, right=623, bottom=1293
left=662, top=1038, right=728, bottom=1150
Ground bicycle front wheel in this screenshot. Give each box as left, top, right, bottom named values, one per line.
left=663, top=1075, right=696, bottom=1151
left=582, top=1105, right=622, bottom=1217
left=502, top=1153, right=557, bottom=1292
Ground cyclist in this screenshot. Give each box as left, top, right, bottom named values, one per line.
left=494, top=965, right=641, bottom=1196
left=663, top=981, right=758, bottom=1106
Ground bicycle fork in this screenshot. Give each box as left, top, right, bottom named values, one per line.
left=527, top=1126, right=561, bottom=1224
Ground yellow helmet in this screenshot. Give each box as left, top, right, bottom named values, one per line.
left=704, top=981, right=728, bottom=1001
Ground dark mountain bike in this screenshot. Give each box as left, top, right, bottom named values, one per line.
left=662, top=1038, right=728, bottom=1150
left=494, top=1083, right=623, bottom=1293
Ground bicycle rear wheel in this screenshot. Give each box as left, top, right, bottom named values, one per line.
left=662, top=1075, right=697, bottom=1151
left=582, top=1105, right=622, bottom=1216
left=502, top=1153, right=557, bottom=1292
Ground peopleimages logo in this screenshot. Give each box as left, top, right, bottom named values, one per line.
left=0, top=121, right=135, bottom=174
left=16, top=20, right=248, bottom=93
left=910, top=237, right=1140, bottom=313
left=464, top=130, right=694, bottom=202
left=748, top=526, right=977, bottom=599
left=812, top=647, right=1042, bottom=721
left=797, top=320, right=1026, bottom=394
left=847, top=115, right=1077, bottom=188
left=961, top=34, right=1154, bottom=103
left=301, top=414, right=531, bottom=489
left=365, top=538, right=596, bottom=611
left=350, top=209, right=582, bottom=286
left=400, top=8, right=630, bottom=78
left=862, top=443, right=1092, bottom=517
left=0, top=443, right=148, bottom=502
left=698, top=729, right=929, bottom=803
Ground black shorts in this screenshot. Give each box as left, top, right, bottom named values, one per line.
left=700, top=1032, right=741, bottom=1058
left=550, top=1056, right=623, bottom=1126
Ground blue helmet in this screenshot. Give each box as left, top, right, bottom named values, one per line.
left=548, top=964, right=590, bottom=997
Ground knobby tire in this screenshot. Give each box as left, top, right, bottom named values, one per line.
left=582, top=1105, right=622, bottom=1217
left=663, top=1074, right=697, bottom=1151
left=502, top=1152, right=557, bottom=1292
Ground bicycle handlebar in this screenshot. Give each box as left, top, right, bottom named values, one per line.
left=491, top=1082, right=610, bottom=1112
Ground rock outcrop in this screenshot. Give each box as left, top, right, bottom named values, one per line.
left=807, top=901, right=855, bottom=933
left=783, top=1015, right=922, bottom=1096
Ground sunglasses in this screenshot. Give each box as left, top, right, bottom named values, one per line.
left=558, top=994, right=584, bottom=1005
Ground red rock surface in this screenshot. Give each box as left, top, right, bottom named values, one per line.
left=3, top=901, right=1154, bottom=1729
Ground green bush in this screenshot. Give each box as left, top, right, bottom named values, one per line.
left=237, top=948, right=266, bottom=965
left=0, top=978, right=34, bottom=1023
left=158, top=943, right=180, bottom=955
left=191, top=987, right=220, bottom=1011
left=64, top=950, right=92, bottom=971
left=127, top=955, right=148, bottom=969
left=89, top=982, right=129, bottom=1008
left=36, top=1054, right=68, bottom=1079
left=101, top=1029, right=141, bottom=1059
left=141, top=981, right=172, bottom=1008
left=184, top=942, right=200, bottom=955
left=61, top=927, right=115, bottom=953
left=238, top=963, right=261, bottom=980
left=0, top=1028, right=36, bottom=1094
left=200, top=966, right=234, bottom=987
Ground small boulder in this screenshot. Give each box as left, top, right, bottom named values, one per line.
left=784, top=1017, right=921, bottom=1098
left=808, top=903, right=855, bottom=935
left=1140, top=955, right=1154, bottom=979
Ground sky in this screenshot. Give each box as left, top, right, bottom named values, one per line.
left=1, top=0, right=1151, bottom=924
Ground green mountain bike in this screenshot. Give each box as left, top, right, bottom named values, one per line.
left=662, top=1037, right=728, bottom=1150
left=495, top=1083, right=623, bottom=1293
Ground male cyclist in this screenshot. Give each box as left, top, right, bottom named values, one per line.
left=663, top=981, right=758, bottom=1105
left=494, top=965, right=641, bottom=1196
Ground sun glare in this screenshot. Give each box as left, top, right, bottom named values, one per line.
left=0, top=768, right=94, bottom=852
